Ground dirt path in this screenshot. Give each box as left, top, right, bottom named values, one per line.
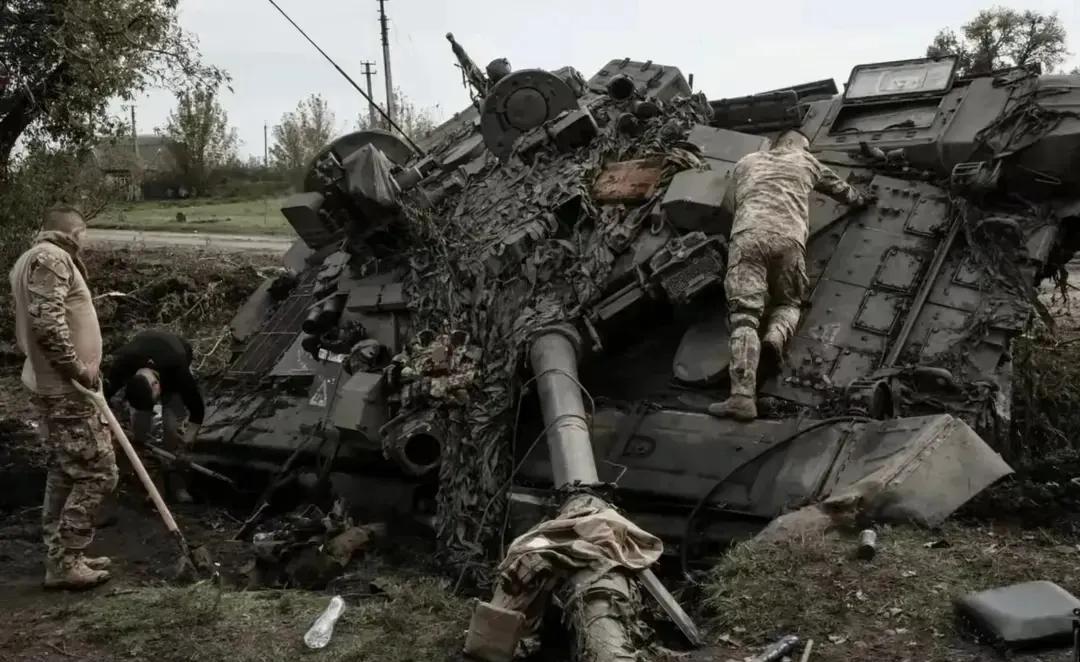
left=86, top=229, right=293, bottom=254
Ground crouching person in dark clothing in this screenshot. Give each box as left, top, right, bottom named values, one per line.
left=104, top=330, right=206, bottom=504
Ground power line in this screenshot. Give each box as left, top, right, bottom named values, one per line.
left=262, top=0, right=423, bottom=155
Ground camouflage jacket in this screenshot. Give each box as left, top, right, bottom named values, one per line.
left=728, top=146, right=864, bottom=247
left=9, top=231, right=102, bottom=395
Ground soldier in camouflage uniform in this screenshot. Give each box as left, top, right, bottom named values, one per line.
left=10, top=206, right=117, bottom=589
left=710, top=131, right=873, bottom=421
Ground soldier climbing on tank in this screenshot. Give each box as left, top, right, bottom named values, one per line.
left=104, top=329, right=205, bottom=503
left=709, top=130, right=875, bottom=421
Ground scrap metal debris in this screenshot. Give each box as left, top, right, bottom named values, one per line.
left=247, top=499, right=385, bottom=590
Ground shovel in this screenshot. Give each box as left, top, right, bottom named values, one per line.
left=71, top=379, right=220, bottom=583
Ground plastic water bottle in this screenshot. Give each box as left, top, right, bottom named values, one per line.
left=304, top=595, right=346, bottom=649
left=750, top=634, right=801, bottom=662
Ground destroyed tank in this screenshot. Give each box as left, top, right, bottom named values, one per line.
left=198, top=48, right=1080, bottom=596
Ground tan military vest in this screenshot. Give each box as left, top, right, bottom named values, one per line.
left=9, top=239, right=102, bottom=396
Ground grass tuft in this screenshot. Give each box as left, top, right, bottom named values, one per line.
left=70, top=574, right=469, bottom=662
left=703, top=523, right=1080, bottom=661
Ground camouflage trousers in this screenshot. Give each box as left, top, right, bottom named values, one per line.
left=33, top=394, right=119, bottom=564
left=724, top=230, right=808, bottom=397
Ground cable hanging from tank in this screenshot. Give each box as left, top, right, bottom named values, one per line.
left=263, top=0, right=425, bottom=156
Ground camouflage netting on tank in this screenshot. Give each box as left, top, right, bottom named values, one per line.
left=397, top=96, right=713, bottom=587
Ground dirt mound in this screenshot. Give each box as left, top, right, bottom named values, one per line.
left=83, top=248, right=277, bottom=374
left=0, top=246, right=275, bottom=379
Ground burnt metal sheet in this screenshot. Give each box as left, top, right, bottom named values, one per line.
left=824, top=414, right=1012, bottom=527
left=345, top=282, right=407, bottom=312
left=229, top=278, right=275, bottom=344
left=1025, top=224, right=1058, bottom=264
left=757, top=78, right=839, bottom=102
left=517, top=408, right=803, bottom=502
left=283, top=240, right=315, bottom=273
left=957, top=581, right=1080, bottom=647
left=518, top=409, right=1008, bottom=525
left=821, top=225, right=932, bottom=289
left=685, top=125, right=768, bottom=165
left=660, top=169, right=732, bottom=234
left=352, top=312, right=402, bottom=354
left=606, top=224, right=672, bottom=286
left=805, top=217, right=848, bottom=287
left=281, top=192, right=343, bottom=250
left=853, top=290, right=905, bottom=335
left=673, top=310, right=730, bottom=385
left=762, top=176, right=956, bottom=404
left=227, top=270, right=317, bottom=380
left=708, top=91, right=801, bottom=133
left=830, top=350, right=880, bottom=388
left=925, top=255, right=985, bottom=313
left=268, top=334, right=318, bottom=378
left=798, top=279, right=889, bottom=354
left=807, top=192, right=848, bottom=237
left=330, top=371, right=386, bottom=442
left=905, top=195, right=950, bottom=236
left=905, top=302, right=972, bottom=360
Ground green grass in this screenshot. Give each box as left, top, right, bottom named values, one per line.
left=92, top=197, right=293, bottom=235
left=61, top=574, right=469, bottom=662
left=703, top=523, right=1080, bottom=661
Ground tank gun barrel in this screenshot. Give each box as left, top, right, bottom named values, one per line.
left=446, top=32, right=490, bottom=98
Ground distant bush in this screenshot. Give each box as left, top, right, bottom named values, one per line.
left=140, top=163, right=293, bottom=201
left=211, top=178, right=291, bottom=200
left=206, top=164, right=293, bottom=199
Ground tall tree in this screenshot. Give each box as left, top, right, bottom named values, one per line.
left=356, top=88, right=437, bottom=139
left=927, top=7, right=1069, bottom=75
left=160, top=86, right=238, bottom=193
left=270, top=94, right=336, bottom=172
left=0, top=0, right=225, bottom=176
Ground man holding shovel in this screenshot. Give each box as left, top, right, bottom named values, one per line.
left=10, top=206, right=117, bottom=590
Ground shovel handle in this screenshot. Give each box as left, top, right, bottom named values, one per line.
left=72, top=379, right=182, bottom=535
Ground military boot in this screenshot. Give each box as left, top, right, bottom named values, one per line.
left=760, top=329, right=786, bottom=375
left=44, top=555, right=110, bottom=590
left=80, top=554, right=112, bottom=571
left=707, top=395, right=758, bottom=421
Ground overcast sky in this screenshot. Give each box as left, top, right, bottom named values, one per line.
left=118, top=0, right=1080, bottom=159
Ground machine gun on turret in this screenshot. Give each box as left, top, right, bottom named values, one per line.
left=446, top=32, right=490, bottom=102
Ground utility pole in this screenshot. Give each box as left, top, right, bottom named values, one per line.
left=130, top=105, right=139, bottom=202
left=360, top=61, right=378, bottom=127
left=130, top=105, right=138, bottom=159
left=377, top=0, right=395, bottom=126
left=263, top=122, right=269, bottom=167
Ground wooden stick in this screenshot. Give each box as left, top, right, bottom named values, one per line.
left=72, top=381, right=181, bottom=535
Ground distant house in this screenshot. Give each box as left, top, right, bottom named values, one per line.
left=92, top=134, right=186, bottom=200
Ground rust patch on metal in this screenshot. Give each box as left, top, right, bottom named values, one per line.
left=591, top=157, right=665, bottom=203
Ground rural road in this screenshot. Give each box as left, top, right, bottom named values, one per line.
left=87, top=228, right=293, bottom=254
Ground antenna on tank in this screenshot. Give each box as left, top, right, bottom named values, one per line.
left=263, top=0, right=424, bottom=155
